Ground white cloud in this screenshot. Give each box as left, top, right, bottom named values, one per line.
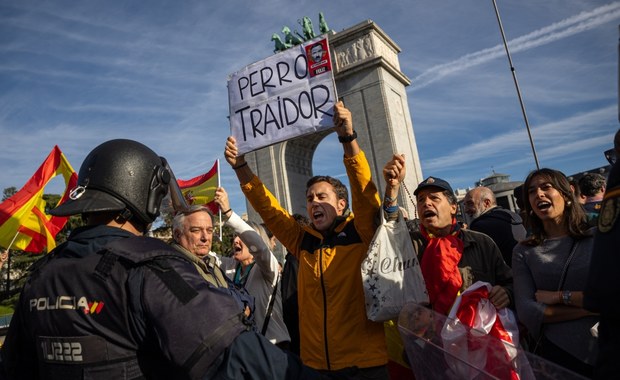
left=411, top=2, right=620, bottom=90
left=424, top=105, right=616, bottom=171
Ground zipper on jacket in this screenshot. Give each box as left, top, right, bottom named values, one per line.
left=319, top=244, right=331, bottom=370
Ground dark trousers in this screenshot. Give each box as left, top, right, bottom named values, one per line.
left=208, top=331, right=325, bottom=380
left=595, top=315, right=620, bottom=380
left=538, top=335, right=594, bottom=379
left=319, top=365, right=390, bottom=380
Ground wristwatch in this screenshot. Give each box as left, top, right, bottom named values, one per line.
left=562, top=290, right=572, bottom=305
left=338, top=130, right=357, bottom=143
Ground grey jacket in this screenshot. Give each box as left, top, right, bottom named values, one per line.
left=513, top=235, right=598, bottom=364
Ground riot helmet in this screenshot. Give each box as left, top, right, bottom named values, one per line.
left=50, top=139, right=171, bottom=229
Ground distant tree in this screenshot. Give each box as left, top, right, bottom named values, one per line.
left=43, top=193, right=60, bottom=214
left=212, top=223, right=234, bottom=257
left=2, top=187, right=17, bottom=201
left=0, top=250, right=44, bottom=308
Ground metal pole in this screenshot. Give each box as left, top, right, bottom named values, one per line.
left=491, top=0, right=540, bottom=170
left=5, top=251, right=10, bottom=296
left=217, top=159, right=222, bottom=243
left=4, top=231, right=20, bottom=295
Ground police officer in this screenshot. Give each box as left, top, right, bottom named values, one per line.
left=584, top=129, right=620, bottom=379
left=0, top=139, right=323, bottom=380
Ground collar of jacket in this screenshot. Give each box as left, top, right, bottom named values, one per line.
left=170, top=242, right=208, bottom=267
left=458, top=229, right=482, bottom=249
left=307, top=209, right=353, bottom=240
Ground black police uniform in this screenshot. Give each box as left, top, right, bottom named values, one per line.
left=584, top=160, right=620, bottom=379
left=1, top=225, right=320, bottom=380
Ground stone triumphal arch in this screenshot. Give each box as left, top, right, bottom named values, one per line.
left=243, top=20, right=423, bottom=221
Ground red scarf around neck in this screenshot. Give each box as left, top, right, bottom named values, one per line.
left=420, top=219, right=464, bottom=315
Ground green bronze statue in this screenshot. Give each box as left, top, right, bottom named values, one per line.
left=299, top=16, right=316, bottom=40
left=282, top=26, right=304, bottom=46
left=319, top=12, right=330, bottom=34
left=271, top=33, right=291, bottom=52
left=270, top=13, right=329, bottom=53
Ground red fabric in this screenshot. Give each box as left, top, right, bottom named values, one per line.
left=0, top=146, right=77, bottom=252
left=456, top=286, right=518, bottom=380
left=177, top=160, right=219, bottom=214
left=420, top=220, right=463, bottom=315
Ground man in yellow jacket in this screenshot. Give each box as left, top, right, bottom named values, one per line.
left=224, top=101, right=388, bottom=379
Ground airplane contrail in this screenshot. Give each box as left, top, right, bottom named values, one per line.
left=412, top=2, right=620, bottom=90
left=423, top=105, right=615, bottom=171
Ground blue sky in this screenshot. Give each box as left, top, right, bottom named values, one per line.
left=1, top=0, right=618, bottom=217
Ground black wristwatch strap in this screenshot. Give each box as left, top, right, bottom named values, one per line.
left=338, top=130, right=357, bottom=143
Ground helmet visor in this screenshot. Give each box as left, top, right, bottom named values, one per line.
left=49, top=186, right=126, bottom=217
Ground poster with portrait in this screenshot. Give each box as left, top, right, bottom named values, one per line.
left=227, top=35, right=337, bottom=155
left=306, top=38, right=332, bottom=77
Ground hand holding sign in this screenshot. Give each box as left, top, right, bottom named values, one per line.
left=332, top=101, right=360, bottom=158
left=228, top=36, right=337, bottom=155
left=225, top=136, right=254, bottom=185
left=224, top=136, right=245, bottom=168
left=333, top=101, right=353, bottom=136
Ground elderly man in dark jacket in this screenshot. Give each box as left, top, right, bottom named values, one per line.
left=463, top=186, right=527, bottom=267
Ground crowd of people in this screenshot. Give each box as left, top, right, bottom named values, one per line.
left=0, top=99, right=617, bottom=380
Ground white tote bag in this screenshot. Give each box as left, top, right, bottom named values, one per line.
left=361, top=212, right=429, bottom=321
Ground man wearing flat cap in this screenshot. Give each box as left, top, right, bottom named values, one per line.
left=381, top=160, right=513, bottom=316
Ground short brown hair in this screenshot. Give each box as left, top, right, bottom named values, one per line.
left=306, top=175, right=349, bottom=211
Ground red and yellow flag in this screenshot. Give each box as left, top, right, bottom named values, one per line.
left=0, top=146, right=77, bottom=253
left=177, top=161, right=219, bottom=214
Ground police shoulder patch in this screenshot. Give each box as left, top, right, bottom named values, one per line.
left=598, top=197, right=620, bottom=233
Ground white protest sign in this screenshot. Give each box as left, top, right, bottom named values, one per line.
left=228, top=36, right=337, bottom=155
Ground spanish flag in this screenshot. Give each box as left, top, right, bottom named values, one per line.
left=0, top=146, right=77, bottom=253
left=177, top=160, right=219, bottom=214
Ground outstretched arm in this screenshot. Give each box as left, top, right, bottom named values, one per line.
left=225, top=136, right=253, bottom=185
left=333, top=101, right=359, bottom=158
left=214, top=187, right=278, bottom=284
left=224, top=136, right=304, bottom=257
left=337, top=101, right=381, bottom=244
left=382, top=154, right=406, bottom=220
left=214, top=187, right=233, bottom=219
